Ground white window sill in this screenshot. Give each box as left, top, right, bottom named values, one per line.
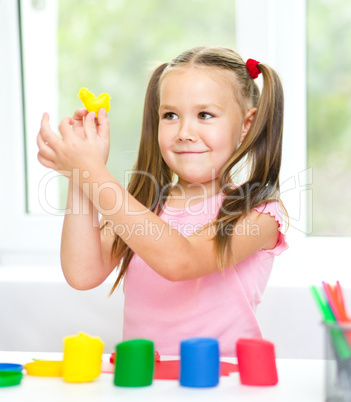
left=1, top=236, right=350, bottom=288
left=0, top=264, right=117, bottom=285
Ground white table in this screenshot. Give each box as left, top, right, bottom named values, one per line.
left=0, top=352, right=324, bottom=402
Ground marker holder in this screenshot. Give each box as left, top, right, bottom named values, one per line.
left=324, top=322, right=351, bottom=401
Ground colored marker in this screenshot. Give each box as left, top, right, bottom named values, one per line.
left=336, top=281, right=349, bottom=320
left=311, top=286, right=351, bottom=360
left=322, top=282, right=347, bottom=322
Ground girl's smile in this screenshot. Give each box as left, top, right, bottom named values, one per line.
left=158, top=67, right=250, bottom=194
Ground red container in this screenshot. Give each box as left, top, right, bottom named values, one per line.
left=236, top=338, right=278, bottom=386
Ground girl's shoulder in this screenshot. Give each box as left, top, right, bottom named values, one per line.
left=253, top=200, right=286, bottom=226
left=253, top=200, right=288, bottom=256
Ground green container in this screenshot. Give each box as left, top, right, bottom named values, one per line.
left=0, top=370, right=23, bottom=387
left=114, top=339, right=154, bottom=387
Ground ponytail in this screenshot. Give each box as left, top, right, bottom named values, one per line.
left=214, top=63, right=284, bottom=268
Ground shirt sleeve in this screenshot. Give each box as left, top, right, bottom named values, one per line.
left=253, top=201, right=289, bottom=256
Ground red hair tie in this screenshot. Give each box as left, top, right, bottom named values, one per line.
left=246, top=59, right=261, bottom=79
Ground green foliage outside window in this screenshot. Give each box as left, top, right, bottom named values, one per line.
left=58, top=0, right=236, bottom=206
left=307, top=0, right=351, bottom=236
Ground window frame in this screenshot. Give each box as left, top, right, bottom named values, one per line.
left=1, top=0, right=349, bottom=283
left=0, top=1, right=62, bottom=264
left=237, top=0, right=308, bottom=240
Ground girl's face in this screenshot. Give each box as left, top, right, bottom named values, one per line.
left=158, top=67, right=250, bottom=193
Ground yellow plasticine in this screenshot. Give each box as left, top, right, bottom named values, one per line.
left=63, top=332, right=104, bottom=383
left=78, top=87, right=111, bottom=117
left=25, top=361, right=63, bottom=377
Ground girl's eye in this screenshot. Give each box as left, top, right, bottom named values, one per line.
left=199, top=112, right=213, bottom=120
left=164, top=112, right=178, bottom=120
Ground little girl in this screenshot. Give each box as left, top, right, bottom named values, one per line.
left=37, top=46, right=288, bottom=357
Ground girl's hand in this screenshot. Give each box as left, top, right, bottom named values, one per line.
left=37, top=109, right=110, bottom=176
left=71, top=108, right=110, bottom=163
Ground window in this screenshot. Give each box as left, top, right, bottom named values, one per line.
left=2, top=0, right=349, bottom=283
left=21, top=0, right=238, bottom=214
left=0, top=1, right=62, bottom=264
left=307, top=0, right=351, bottom=236
left=0, top=0, right=237, bottom=262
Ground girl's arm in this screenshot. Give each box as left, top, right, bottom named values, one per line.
left=81, top=168, right=279, bottom=282
left=60, top=178, right=117, bottom=289
left=37, top=109, right=117, bottom=290
left=38, top=112, right=279, bottom=285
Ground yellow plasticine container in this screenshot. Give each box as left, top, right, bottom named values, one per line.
left=63, top=332, right=104, bottom=383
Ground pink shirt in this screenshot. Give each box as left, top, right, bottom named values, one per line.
left=122, top=194, right=288, bottom=356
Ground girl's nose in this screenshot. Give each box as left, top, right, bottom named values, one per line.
left=176, top=120, right=198, bottom=142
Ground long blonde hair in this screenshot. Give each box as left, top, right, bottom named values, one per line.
left=108, top=46, right=284, bottom=294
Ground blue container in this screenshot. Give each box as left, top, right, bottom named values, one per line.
left=180, top=337, right=220, bottom=387
left=0, top=363, right=23, bottom=372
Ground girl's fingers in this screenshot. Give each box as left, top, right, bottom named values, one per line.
left=58, top=116, right=75, bottom=139
left=37, top=151, right=56, bottom=170
left=40, top=113, right=53, bottom=144
left=40, top=113, right=61, bottom=146
left=73, top=108, right=88, bottom=119
left=37, top=131, right=57, bottom=160
left=84, top=111, right=98, bottom=140
left=72, top=108, right=88, bottom=128
left=96, top=108, right=110, bottom=142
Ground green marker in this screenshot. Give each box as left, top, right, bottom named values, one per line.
left=311, top=285, right=351, bottom=360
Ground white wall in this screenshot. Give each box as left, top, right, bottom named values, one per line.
left=0, top=267, right=124, bottom=354
left=0, top=266, right=326, bottom=359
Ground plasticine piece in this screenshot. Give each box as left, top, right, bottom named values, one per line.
left=109, top=350, right=160, bottom=364
left=155, top=360, right=179, bottom=380
left=180, top=337, right=220, bottom=388
left=154, top=360, right=238, bottom=380
left=25, top=361, right=63, bottom=377
left=78, top=87, right=111, bottom=117
left=63, top=332, right=104, bottom=383
left=102, top=358, right=238, bottom=379
left=221, top=361, right=239, bottom=376
left=114, top=339, right=154, bottom=387
left=155, top=350, right=161, bottom=361
left=236, top=338, right=278, bottom=386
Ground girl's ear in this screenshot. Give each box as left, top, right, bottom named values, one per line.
left=239, top=108, right=257, bottom=143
